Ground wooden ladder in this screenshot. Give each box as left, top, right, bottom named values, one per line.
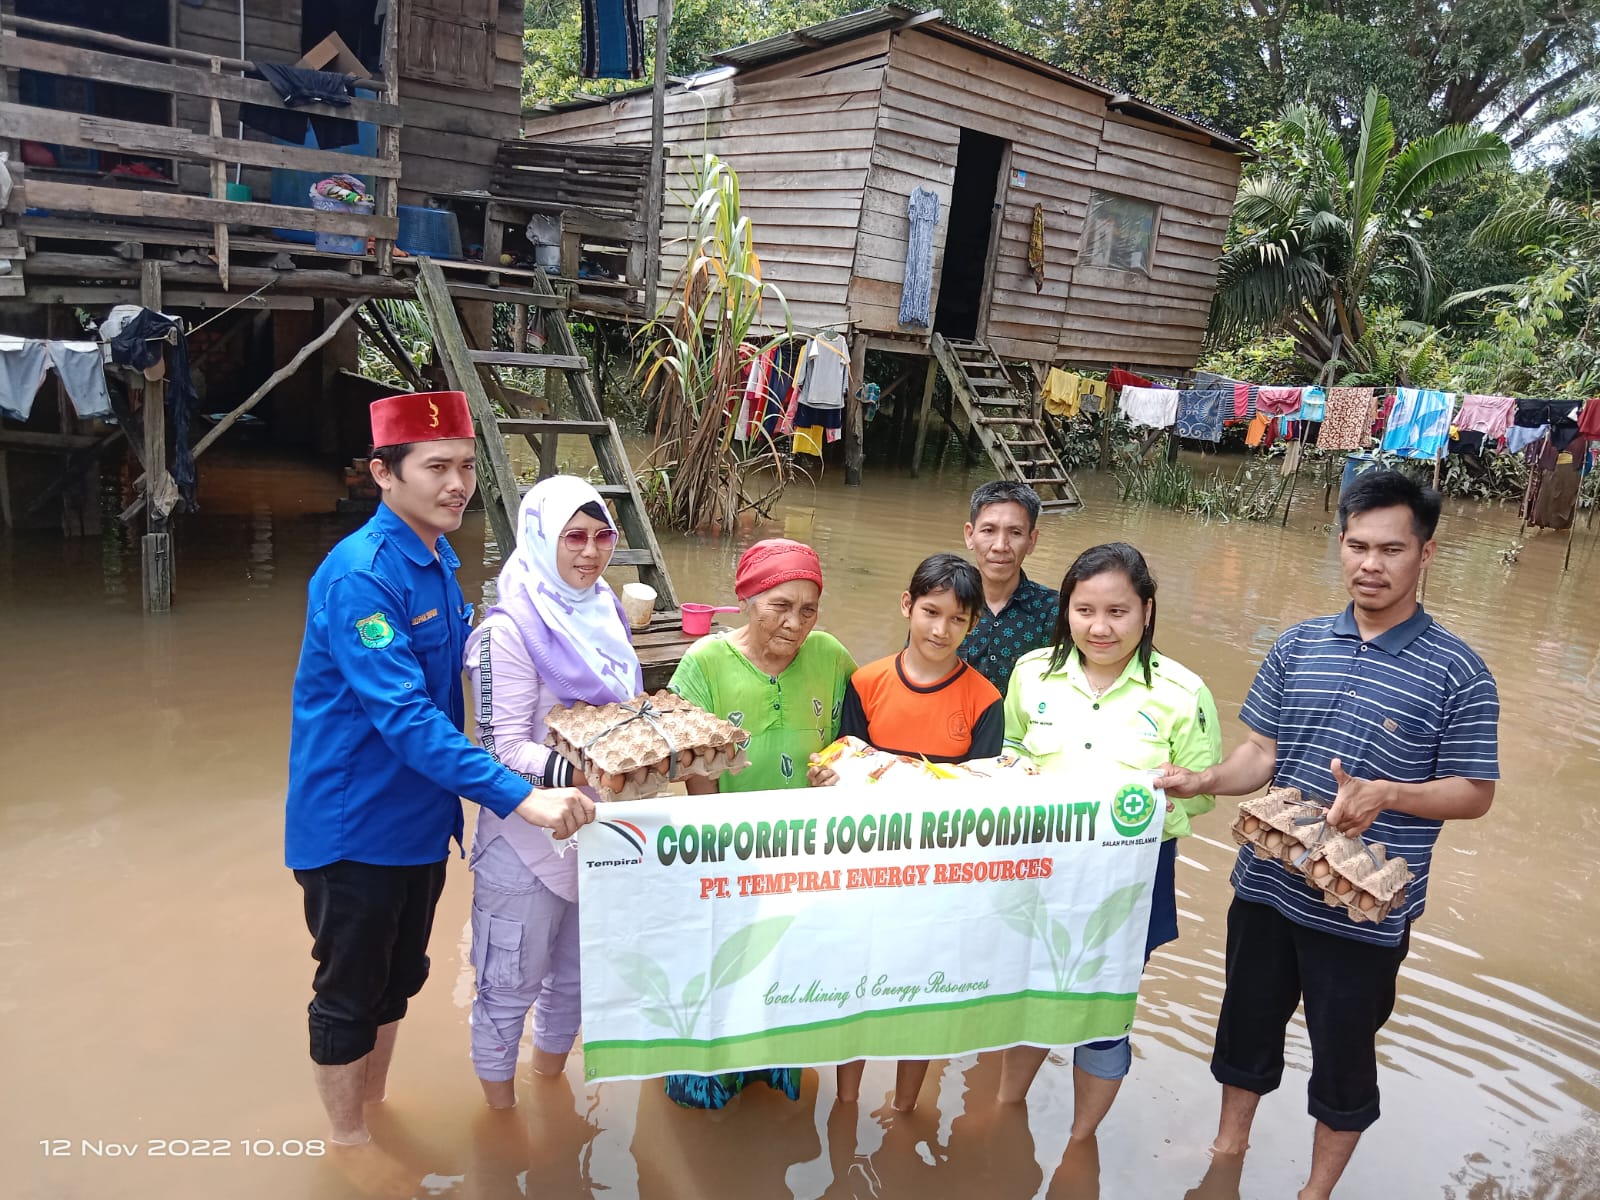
left=412, top=257, right=679, bottom=610
left=929, top=333, right=1082, bottom=512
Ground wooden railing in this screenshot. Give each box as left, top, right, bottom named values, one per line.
left=0, top=17, right=404, bottom=280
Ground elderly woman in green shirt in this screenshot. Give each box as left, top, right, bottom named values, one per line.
left=664, top=538, right=856, bottom=1108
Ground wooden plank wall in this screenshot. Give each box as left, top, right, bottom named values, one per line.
left=524, top=33, right=890, bottom=332
left=1060, top=114, right=1240, bottom=368
left=858, top=30, right=1105, bottom=361
left=398, top=0, right=524, bottom=199
left=176, top=0, right=302, bottom=201
left=865, top=29, right=1240, bottom=370
left=175, top=0, right=523, bottom=202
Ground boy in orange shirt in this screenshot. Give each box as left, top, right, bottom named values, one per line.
left=820, top=552, right=1003, bottom=1110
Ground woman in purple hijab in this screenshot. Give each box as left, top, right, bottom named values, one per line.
left=462, top=476, right=642, bottom=1109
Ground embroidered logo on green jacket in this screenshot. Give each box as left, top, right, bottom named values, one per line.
left=1109, top=783, right=1158, bottom=837
left=355, top=612, right=396, bottom=649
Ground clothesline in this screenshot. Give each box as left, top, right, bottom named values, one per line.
left=1040, top=365, right=1598, bottom=461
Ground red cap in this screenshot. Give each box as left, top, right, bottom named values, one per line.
left=370, top=391, right=475, bottom=447
left=734, top=538, right=824, bottom=600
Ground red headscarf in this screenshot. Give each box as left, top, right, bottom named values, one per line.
left=734, top=538, right=824, bottom=600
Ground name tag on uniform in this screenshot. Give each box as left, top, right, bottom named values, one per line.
left=411, top=608, right=439, bottom=627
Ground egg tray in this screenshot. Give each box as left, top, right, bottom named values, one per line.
left=544, top=690, right=750, bottom=801
left=1231, top=788, right=1413, bottom=924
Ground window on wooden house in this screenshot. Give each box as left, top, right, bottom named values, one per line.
left=401, top=0, right=499, bottom=91
left=1082, top=191, right=1158, bottom=272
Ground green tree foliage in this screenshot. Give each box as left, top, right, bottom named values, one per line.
left=1012, top=0, right=1278, bottom=131
left=1209, top=89, right=1509, bottom=373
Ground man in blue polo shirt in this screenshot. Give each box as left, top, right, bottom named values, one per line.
left=957, top=480, right=1060, bottom=695
left=1158, top=470, right=1499, bottom=1200
left=286, top=390, right=594, bottom=1149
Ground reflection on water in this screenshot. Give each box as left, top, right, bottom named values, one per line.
left=1, top=450, right=1597, bottom=1200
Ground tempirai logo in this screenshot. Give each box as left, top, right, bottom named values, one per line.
left=587, top=819, right=647, bottom=867
left=1109, top=783, right=1158, bottom=837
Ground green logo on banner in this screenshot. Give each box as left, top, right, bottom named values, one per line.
left=1109, top=783, right=1157, bottom=837
left=355, top=612, right=395, bottom=649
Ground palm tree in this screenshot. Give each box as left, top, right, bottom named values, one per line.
left=1208, top=89, right=1509, bottom=375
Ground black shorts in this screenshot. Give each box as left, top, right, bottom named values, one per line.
left=295, top=858, right=448, bottom=1065
left=1210, top=896, right=1410, bottom=1132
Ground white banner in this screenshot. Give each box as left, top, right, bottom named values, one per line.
left=576, top=770, right=1165, bottom=1082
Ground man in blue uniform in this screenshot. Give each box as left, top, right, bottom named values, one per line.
left=1158, top=470, right=1499, bottom=1200
left=286, top=390, right=593, bottom=1147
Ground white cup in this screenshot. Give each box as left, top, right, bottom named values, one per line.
left=621, top=582, right=657, bottom=629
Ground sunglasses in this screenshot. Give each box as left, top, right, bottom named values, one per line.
left=561, top=528, right=620, bottom=551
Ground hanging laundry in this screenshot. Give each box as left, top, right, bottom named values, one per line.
left=792, top=426, right=825, bottom=458
left=0, top=335, right=50, bottom=421
left=1077, top=377, right=1109, bottom=413
left=1245, top=412, right=1271, bottom=447
left=1119, top=386, right=1179, bottom=429
left=580, top=0, right=645, bottom=80
left=1449, top=429, right=1487, bottom=456
left=1298, top=386, right=1327, bottom=422
left=1505, top=423, right=1547, bottom=454
left=1042, top=368, right=1082, bottom=418
left=1254, top=386, right=1303, bottom=416
left=1454, top=394, right=1517, bottom=442
left=1027, top=203, right=1046, bottom=292
left=1578, top=397, right=1600, bottom=439
left=1380, top=387, right=1454, bottom=459
left=793, top=331, right=849, bottom=411
left=239, top=63, right=359, bottom=149
left=108, top=309, right=200, bottom=511
left=1317, top=387, right=1376, bottom=451
left=1107, top=368, right=1151, bottom=392
left=1281, top=439, right=1304, bottom=475
left=44, top=342, right=112, bottom=419
left=898, top=188, right=940, bottom=328
left=1228, top=382, right=1256, bottom=423
left=1174, top=388, right=1223, bottom=442
left=1513, top=397, right=1580, bottom=427
left=1528, top=436, right=1588, bottom=529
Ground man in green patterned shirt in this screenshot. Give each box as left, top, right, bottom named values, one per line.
left=957, top=481, right=1061, bottom=696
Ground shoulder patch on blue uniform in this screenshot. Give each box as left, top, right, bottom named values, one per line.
left=356, top=612, right=396, bottom=649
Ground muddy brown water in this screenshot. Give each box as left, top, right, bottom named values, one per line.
left=3, top=450, right=1598, bottom=1200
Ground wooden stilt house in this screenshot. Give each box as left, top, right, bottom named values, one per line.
left=0, top=0, right=686, bottom=672
left=524, top=5, right=1253, bottom=502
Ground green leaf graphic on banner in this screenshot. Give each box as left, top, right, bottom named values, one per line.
left=995, top=883, right=1045, bottom=937
left=682, top=972, right=706, bottom=1008
left=640, top=1004, right=677, bottom=1030
left=1073, top=955, right=1108, bottom=986
left=710, top=915, right=795, bottom=991
left=1050, top=918, right=1073, bottom=965
left=615, top=952, right=672, bottom=1006
left=1083, top=883, right=1147, bottom=951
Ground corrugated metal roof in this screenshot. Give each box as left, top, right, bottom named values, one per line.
left=708, top=5, right=922, bottom=70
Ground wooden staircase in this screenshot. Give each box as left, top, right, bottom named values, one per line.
left=412, top=258, right=693, bottom=687
left=929, top=333, right=1081, bottom=512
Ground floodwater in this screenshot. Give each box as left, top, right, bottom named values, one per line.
left=3, top=447, right=1598, bottom=1200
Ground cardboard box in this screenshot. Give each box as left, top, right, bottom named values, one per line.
left=297, top=32, right=366, bottom=79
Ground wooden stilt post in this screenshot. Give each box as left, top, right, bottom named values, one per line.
left=141, top=261, right=172, bottom=612
left=642, top=0, right=673, bottom=317
left=910, top=357, right=938, bottom=477
left=375, top=0, right=402, bottom=273
left=845, top=331, right=867, bottom=485
left=209, top=58, right=230, bottom=291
